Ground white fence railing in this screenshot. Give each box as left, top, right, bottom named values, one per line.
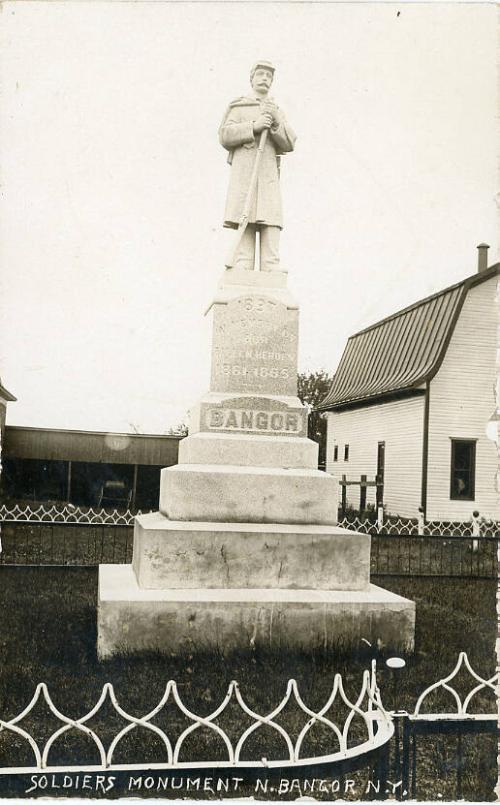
left=0, top=664, right=392, bottom=774
left=0, top=654, right=496, bottom=781
left=410, top=651, right=498, bottom=721
left=338, top=514, right=500, bottom=538
left=400, top=652, right=499, bottom=799
left=0, top=503, right=139, bottom=526
left=0, top=503, right=498, bottom=537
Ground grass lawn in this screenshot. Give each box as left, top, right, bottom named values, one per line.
left=0, top=567, right=496, bottom=800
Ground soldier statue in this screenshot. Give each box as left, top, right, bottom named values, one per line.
left=219, top=60, right=296, bottom=273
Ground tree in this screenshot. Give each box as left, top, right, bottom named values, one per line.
left=297, top=369, right=335, bottom=469
left=167, top=419, right=189, bottom=437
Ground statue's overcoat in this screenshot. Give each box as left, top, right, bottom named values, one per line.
left=219, top=97, right=296, bottom=229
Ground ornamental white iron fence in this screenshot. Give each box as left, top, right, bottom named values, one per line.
left=0, top=654, right=497, bottom=799
left=0, top=502, right=498, bottom=537
left=410, top=651, right=498, bottom=720
left=0, top=664, right=392, bottom=775
left=0, top=503, right=139, bottom=526
left=400, top=652, right=499, bottom=800
left=0, top=503, right=498, bottom=576
left=338, top=514, right=500, bottom=538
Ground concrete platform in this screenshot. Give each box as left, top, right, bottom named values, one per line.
left=159, top=464, right=338, bottom=524
left=98, top=564, right=415, bottom=658
left=132, top=512, right=370, bottom=590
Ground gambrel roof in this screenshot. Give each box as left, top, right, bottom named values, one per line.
left=318, top=264, right=499, bottom=412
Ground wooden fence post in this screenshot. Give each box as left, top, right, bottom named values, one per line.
left=341, top=474, right=347, bottom=517
left=377, top=504, right=384, bottom=531
left=376, top=472, right=384, bottom=509
left=360, top=474, right=367, bottom=512
left=471, top=510, right=480, bottom=552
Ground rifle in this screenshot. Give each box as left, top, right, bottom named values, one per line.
left=225, top=127, right=268, bottom=269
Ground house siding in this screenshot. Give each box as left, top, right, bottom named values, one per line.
left=326, top=396, right=424, bottom=518
left=426, top=276, right=499, bottom=521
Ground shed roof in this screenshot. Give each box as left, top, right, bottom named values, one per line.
left=318, top=264, right=499, bottom=412
left=3, top=426, right=182, bottom=465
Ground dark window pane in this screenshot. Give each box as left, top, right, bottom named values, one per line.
left=71, top=462, right=134, bottom=509
left=450, top=440, right=475, bottom=500
left=344, top=444, right=350, bottom=462
left=135, top=465, right=163, bottom=511
left=71, top=462, right=101, bottom=507
left=1, top=458, right=67, bottom=503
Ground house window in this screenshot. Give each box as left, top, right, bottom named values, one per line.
left=450, top=439, right=476, bottom=501
left=344, top=444, right=350, bottom=462
left=333, top=445, right=338, bottom=462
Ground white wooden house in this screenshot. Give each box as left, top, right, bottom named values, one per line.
left=318, top=251, right=499, bottom=521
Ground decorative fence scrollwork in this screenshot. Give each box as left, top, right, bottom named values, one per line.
left=0, top=504, right=498, bottom=575
left=411, top=650, right=498, bottom=719
left=400, top=652, right=499, bottom=799
left=0, top=664, right=393, bottom=774
left=337, top=515, right=500, bottom=538
left=0, top=503, right=139, bottom=527
left=0, top=654, right=497, bottom=798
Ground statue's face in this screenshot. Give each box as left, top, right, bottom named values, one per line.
left=251, top=67, right=273, bottom=94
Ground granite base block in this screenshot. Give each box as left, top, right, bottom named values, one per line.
left=97, top=564, right=415, bottom=658
left=178, top=432, right=318, bottom=469
left=132, top=511, right=370, bottom=590
left=159, top=464, right=338, bottom=524
left=209, top=271, right=298, bottom=310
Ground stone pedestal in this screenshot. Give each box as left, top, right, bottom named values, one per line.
left=98, top=566, right=415, bottom=657
left=98, top=269, right=415, bottom=657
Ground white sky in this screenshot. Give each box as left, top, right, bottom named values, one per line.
left=0, top=1, right=497, bottom=434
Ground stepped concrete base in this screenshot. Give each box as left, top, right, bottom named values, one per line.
left=132, top=512, right=370, bottom=590
left=179, top=432, right=318, bottom=469
left=97, top=564, right=415, bottom=658
left=159, top=464, right=338, bottom=524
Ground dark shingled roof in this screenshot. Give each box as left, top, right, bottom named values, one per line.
left=318, top=264, right=499, bottom=412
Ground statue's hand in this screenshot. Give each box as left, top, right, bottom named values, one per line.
left=253, top=112, right=273, bottom=133
left=261, top=100, right=280, bottom=125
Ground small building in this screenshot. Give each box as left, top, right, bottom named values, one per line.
left=318, top=247, right=499, bottom=522
left=1, top=426, right=182, bottom=511
left=0, top=378, right=16, bottom=442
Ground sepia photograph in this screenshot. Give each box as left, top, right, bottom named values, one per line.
left=0, top=1, right=498, bottom=800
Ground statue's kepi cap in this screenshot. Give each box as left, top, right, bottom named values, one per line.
left=250, top=60, right=275, bottom=78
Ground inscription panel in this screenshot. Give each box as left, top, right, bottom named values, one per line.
left=199, top=397, right=308, bottom=438
left=210, top=296, right=298, bottom=396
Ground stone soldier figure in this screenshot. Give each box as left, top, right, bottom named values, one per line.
left=219, top=60, right=296, bottom=273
